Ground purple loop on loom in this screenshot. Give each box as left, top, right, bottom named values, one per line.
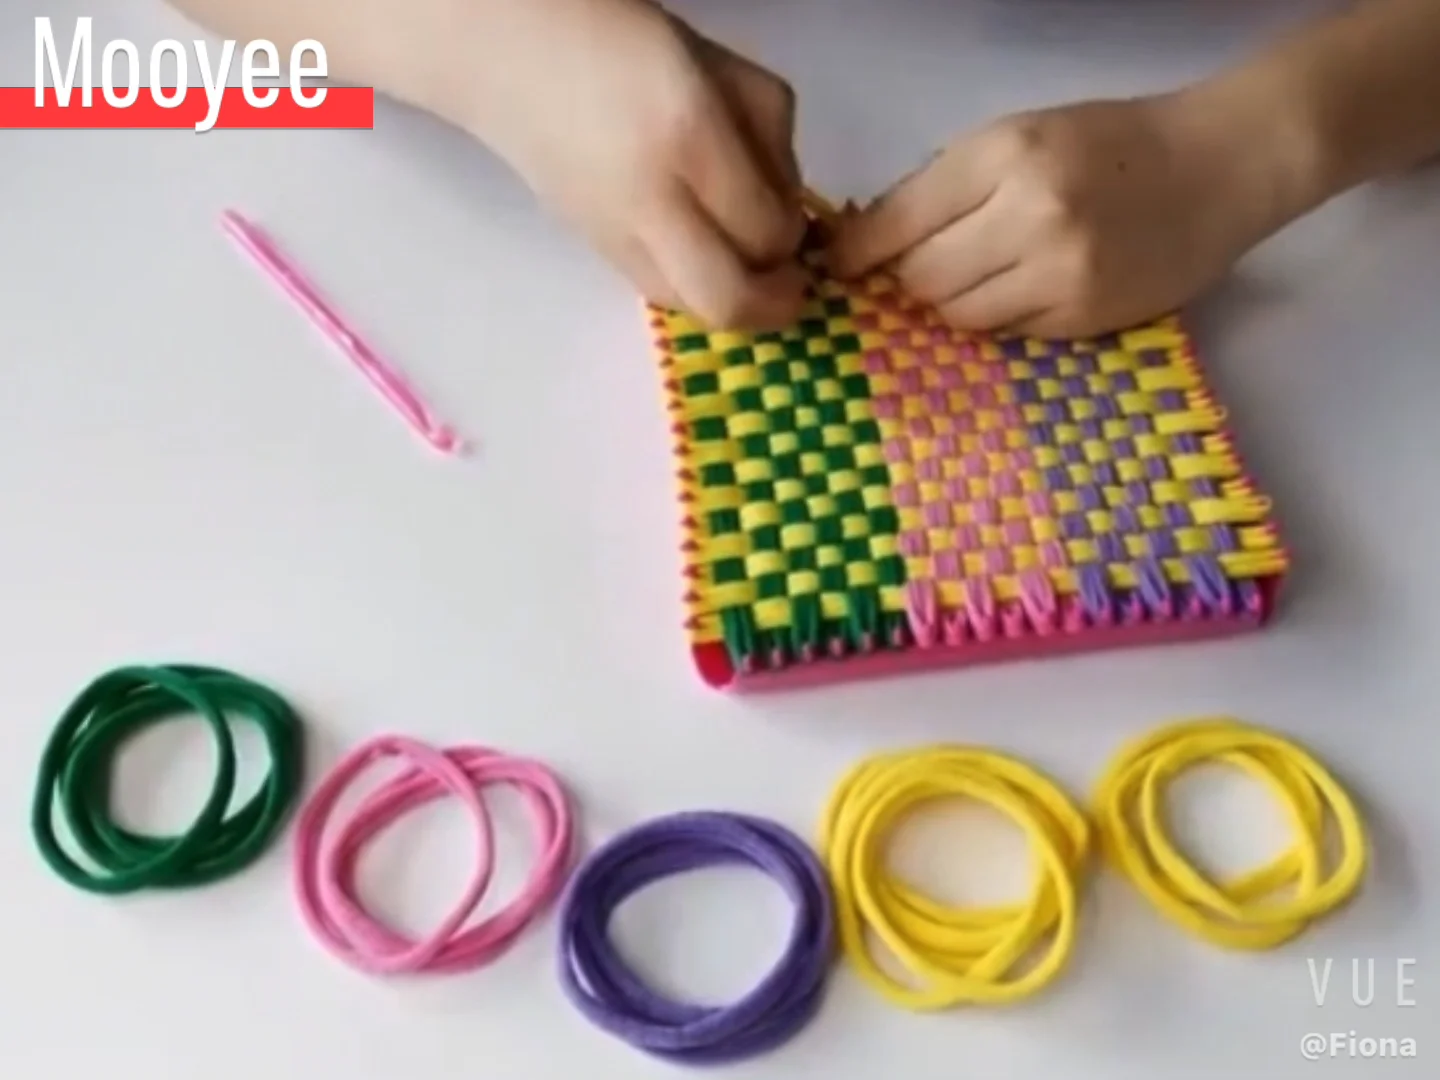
left=556, top=812, right=833, bottom=1065
left=1187, top=552, right=1232, bottom=612
left=1063, top=513, right=1091, bottom=540
left=1147, top=529, right=1178, bottom=558
left=1136, top=557, right=1173, bottom=614
left=1237, top=578, right=1264, bottom=615
left=1164, top=503, right=1191, bottom=528
left=1156, top=390, right=1187, bottom=411
left=1098, top=532, right=1127, bottom=563
left=1078, top=563, right=1113, bottom=620
left=1208, top=524, right=1237, bottom=551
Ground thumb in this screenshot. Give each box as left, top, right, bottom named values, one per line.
left=645, top=187, right=806, bottom=330
left=707, top=44, right=802, bottom=204
left=686, top=33, right=804, bottom=263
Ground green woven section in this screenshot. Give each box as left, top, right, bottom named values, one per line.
left=661, top=260, right=910, bottom=672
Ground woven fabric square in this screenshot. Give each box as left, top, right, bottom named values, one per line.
left=651, top=219, right=1287, bottom=687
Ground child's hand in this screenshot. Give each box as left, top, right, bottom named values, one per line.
left=467, top=0, right=807, bottom=329
left=828, top=94, right=1278, bottom=336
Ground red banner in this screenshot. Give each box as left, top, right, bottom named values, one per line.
left=0, top=86, right=374, bottom=129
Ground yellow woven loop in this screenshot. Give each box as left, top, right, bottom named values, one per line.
left=819, top=746, right=1091, bottom=1009
left=1093, top=717, right=1367, bottom=950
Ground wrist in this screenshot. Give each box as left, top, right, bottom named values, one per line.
left=453, top=0, right=671, bottom=154
left=1180, top=0, right=1440, bottom=225
left=408, top=0, right=518, bottom=134
left=1162, top=70, right=1333, bottom=251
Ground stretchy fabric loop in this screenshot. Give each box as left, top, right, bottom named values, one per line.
left=1093, top=716, right=1367, bottom=949
left=819, top=746, right=1090, bottom=1010
left=30, top=664, right=304, bottom=894
left=293, top=735, right=574, bottom=975
left=557, top=811, right=834, bottom=1064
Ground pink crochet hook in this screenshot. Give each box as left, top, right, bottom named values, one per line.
left=220, top=209, right=466, bottom=456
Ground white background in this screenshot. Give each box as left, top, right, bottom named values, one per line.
left=1, top=2, right=1434, bottom=1078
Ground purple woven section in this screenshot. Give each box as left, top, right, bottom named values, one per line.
left=556, top=811, right=834, bottom=1064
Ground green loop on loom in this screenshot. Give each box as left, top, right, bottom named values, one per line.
left=845, top=587, right=881, bottom=647
left=721, top=608, right=758, bottom=668
left=31, top=664, right=304, bottom=894
left=790, top=594, right=823, bottom=657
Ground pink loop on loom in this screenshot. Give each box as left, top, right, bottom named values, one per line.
left=293, top=735, right=575, bottom=975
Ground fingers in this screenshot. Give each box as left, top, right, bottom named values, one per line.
left=643, top=186, right=807, bottom=329
left=890, top=202, right=1018, bottom=307
left=672, top=30, right=805, bottom=269
left=701, top=39, right=803, bottom=199
left=829, top=142, right=998, bottom=279
left=611, top=235, right=684, bottom=310
left=680, top=96, right=805, bottom=270
left=745, top=82, right=802, bottom=197
left=934, top=263, right=1049, bottom=333
left=723, top=75, right=802, bottom=214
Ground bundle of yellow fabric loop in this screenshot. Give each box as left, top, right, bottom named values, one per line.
left=1092, top=716, right=1368, bottom=950
left=818, top=745, right=1091, bottom=1009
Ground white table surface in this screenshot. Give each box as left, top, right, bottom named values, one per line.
left=2, top=2, right=1435, bottom=1077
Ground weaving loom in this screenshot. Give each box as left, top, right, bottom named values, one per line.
left=650, top=217, right=1287, bottom=690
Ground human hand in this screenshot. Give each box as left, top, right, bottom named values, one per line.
left=464, top=0, right=806, bottom=329
left=828, top=93, right=1285, bottom=337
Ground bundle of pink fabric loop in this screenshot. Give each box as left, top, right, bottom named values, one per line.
left=292, top=735, right=575, bottom=974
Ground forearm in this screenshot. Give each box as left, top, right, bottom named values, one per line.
left=165, top=0, right=490, bottom=127
left=1196, top=0, right=1440, bottom=225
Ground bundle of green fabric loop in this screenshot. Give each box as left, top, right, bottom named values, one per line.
left=30, top=664, right=305, bottom=894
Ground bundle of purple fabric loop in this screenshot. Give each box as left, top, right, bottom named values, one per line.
left=556, top=810, right=835, bottom=1064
